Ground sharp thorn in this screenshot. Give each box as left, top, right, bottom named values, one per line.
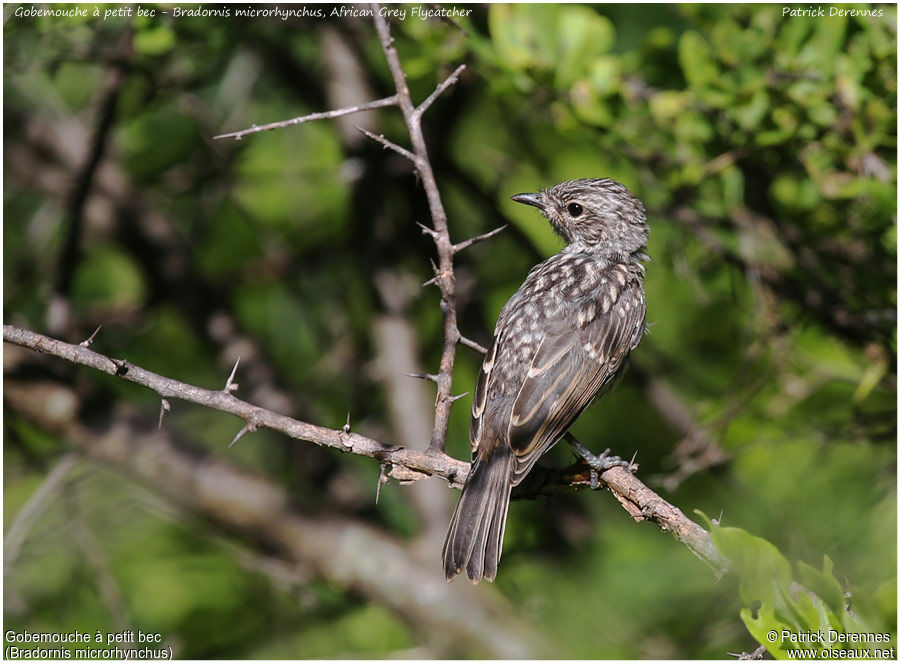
left=80, top=324, right=103, bottom=347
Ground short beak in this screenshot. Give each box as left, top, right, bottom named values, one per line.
left=511, top=192, right=545, bottom=210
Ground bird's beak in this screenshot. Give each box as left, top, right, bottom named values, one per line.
left=511, top=192, right=545, bottom=210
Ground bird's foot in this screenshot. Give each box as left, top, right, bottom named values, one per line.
left=565, top=435, right=633, bottom=490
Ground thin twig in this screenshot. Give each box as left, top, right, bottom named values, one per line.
left=416, top=64, right=466, bottom=116
left=452, top=225, right=507, bottom=254
left=355, top=126, right=418, bottom=163
left=214, top=95, right=399, bottom=141
left=458, top=335, right=488, bottom=355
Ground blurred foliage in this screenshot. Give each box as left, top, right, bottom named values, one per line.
left=707, top=520, right=897, bottom=659
left=3, top=2, right=896, bottom=659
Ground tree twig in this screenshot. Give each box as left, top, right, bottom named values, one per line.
left=213, top=95, right=399, bottom=141
left=452, top=224, right=507, bottom=254
left=354, top=126, right=418, bottom=163
left=417, top=63, right=466, bottom=115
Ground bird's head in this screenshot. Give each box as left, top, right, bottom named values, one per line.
left=512, top=178, right=649, bottom=259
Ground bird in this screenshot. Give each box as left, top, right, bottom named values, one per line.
left=442, top=177, right=650, bottom=583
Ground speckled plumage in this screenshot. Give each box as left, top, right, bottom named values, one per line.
left=443, top=178, right=650, bottom=583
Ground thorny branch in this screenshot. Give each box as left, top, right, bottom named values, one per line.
left=212, top=95, right=399, bottom=141
left=4, top=324, right=730, bottom=574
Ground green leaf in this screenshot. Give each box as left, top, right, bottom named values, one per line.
left=71, top=243, right=146, bottom=313
left=649, top=91, right=688, bottom=125
left=711, top=526, right=793, bottom=607
left=569, top=80, right=614, bottom=127
left=797, top=14, right=847, bottom=75
left=555, top=6, right=615, bottom=88
left=589, top=55, right=620, bottom=95
left=797, top=557, right=846, bottom=617
left=731, top=89, right=770, bottom=129
left=740, top=603, right=789, bottom=659
left=679, top=31, right=720, bottom=88
left=489, top=4, right=558, bottom=72
left=134, top=25, right=175, bottom=56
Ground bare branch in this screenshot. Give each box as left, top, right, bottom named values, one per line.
left=515, top=461, right=729, bottom=576
left=452, top=224, right=507, bottom=254
left=208, top=12, right=500, bottom=456
left=458, top=334, right=488, bottom=355
left=416, top=64, right=466, bottom=116
left=213, top=95, right=399, bottom=141
left=355, top=126, right=418, bottom=163
left=50, top=32, right=133, bottom=337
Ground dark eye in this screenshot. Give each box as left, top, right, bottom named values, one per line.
left=567, top=203, right=583, bottom=217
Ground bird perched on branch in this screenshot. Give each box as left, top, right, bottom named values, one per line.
left=443, top=178, right=650, bottom=583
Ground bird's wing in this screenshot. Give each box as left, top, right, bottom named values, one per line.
left=506, top=281, right=645, bottom=484
left=470, top=329, right=501, bottom=456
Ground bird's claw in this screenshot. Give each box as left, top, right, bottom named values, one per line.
left=566, top=439, right=631, bottom=489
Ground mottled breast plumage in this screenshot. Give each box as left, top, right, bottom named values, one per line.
left=469, top=249, right=646, bottom=475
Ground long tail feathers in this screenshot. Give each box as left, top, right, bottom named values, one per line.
left=442, top=449, right=515, bottom=583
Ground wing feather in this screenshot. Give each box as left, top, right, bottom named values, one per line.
left=470, top=332, right=501, bottom=455
left=507, top=281, right=645, bottom=484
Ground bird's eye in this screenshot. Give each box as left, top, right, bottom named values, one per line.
left=567, top=203, right=583, bottom=217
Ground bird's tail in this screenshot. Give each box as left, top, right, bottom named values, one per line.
left=442, top=447, right=515, bottom=583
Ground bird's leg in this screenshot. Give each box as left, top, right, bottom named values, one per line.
left=563, top=432, right=634, bottom=489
